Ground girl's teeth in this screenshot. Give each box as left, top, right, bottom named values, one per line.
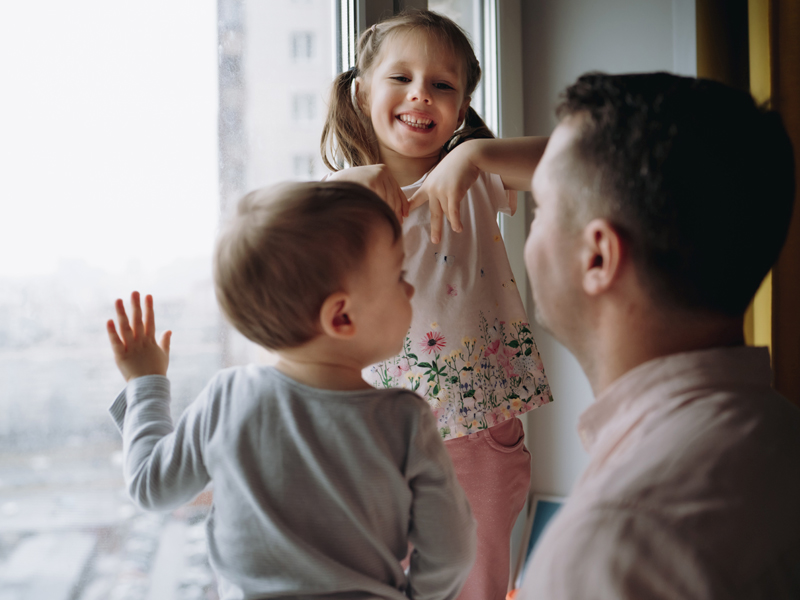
left=399, top=115, right=432, bottom=128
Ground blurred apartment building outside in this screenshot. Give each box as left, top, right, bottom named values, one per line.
left=0, top=2, right=332, bottom=599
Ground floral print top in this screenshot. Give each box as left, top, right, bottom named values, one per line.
left=365, top=171, right=552, bottom=440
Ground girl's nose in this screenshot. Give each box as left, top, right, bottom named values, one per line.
left=408, top=83, right=432, bottom=104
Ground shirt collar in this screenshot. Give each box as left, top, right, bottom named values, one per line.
left=577, top=345, right=772, bottom=454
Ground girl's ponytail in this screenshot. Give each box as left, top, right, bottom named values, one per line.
left=320, top=68, right=380, bottom=171
left=442, top=106, right=495, bottom=157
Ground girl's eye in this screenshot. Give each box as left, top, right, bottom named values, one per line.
left=391, top=76, right=410, bottom=83
left=435, top=82, right=455, bottom=91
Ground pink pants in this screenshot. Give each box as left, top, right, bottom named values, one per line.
left=445, top=417, right=531, bottom=600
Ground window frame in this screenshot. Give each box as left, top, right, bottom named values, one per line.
left=333, top=0, right=528, bottom=310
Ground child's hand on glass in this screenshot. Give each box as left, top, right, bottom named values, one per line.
left=327, top=164, right=409, bottom=224
left=106, top=291, right=171, bottom=382
left=409, top=142, right=481, bottom=244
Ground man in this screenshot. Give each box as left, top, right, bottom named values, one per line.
left=520, top=72, right=800, bottom=598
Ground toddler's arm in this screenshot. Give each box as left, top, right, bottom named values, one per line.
left=409, top=137, right=549, bottom=243
left=406, top=405, right=477, bottom=600
left=107, top=292, right=211, bottom=510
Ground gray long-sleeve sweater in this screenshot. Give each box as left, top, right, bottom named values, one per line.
left=109, top=365, right=476, bottom=600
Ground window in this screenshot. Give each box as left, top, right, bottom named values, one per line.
left=1, top=1, right=519, bottom=596
left=292, top=93, right=317, bottom=122
left=1, top=1, right=332, bottom=597
left=291, top=31, right=316, bottom=61
left=293, top=154, right=317, bottom=179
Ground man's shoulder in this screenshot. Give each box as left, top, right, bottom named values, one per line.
left=555, top=386, right=800, bottom=595
left=598, top=384, right=800, bottom=504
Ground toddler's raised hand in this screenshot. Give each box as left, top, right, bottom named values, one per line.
left=327, top=164, right=409, bottom=223
left=107, top=291, right=171, bottom=382
left=408, top=142, right=481, bottom=244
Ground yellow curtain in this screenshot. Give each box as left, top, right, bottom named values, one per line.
left=697, top=0, right=800, bottom=405
left=770, top=0, right=800, bottom=406
left=744, top=0, right=772, bottom=350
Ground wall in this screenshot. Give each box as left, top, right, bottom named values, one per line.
left=519, top=0, right=696, bottom=498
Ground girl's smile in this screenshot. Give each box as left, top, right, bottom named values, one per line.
left=356, top=30, right=470, bottom=183
left=396, top=111, right=436, bottom=131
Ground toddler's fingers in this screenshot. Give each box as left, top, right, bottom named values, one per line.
left=115, top=298, right=134, bottom=344
left=159, top=330, right=172, bottom=356
left=144, top=294, right=156, bottom=339
left=106, top=319, right=126, bottom=358
left=130, top=291, right=144, bottom=338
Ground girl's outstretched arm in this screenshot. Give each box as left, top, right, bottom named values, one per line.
left=326, top=164, right=409, bottom=224
left=409, top=137, right=548, bottom=243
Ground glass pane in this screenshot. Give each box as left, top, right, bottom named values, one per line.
left=429, top=0, right=493, bottom=131
left=0, top=1, right=332, bottom=598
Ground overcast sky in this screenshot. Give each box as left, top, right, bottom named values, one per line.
left=0, top=1, right=218, bottom=278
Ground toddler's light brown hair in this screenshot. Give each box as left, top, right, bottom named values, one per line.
left=214, top=181, right=402, bottom=350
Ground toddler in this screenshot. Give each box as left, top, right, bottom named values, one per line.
left=321, top=11, right=552, bottom=600
left=106, top=181, right=476, bottom=600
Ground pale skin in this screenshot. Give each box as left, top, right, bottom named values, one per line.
left=329, top=136, right=549, bottom=243
left=525, top=117, right=745, bottom=397
left=107, top=292, right=172, bottom=382
left=108, top=228, right=413, bottom=391
left=564, top=220, right=743, bottom=394
left=408, top=137, right=549, bottom=242
left=326, top=29, right=548, bottom=243
left=108, top=292, right=390, bottom=390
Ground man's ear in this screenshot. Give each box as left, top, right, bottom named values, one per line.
left=457, top=97, right=471, bottom=128
left=580, top=218, right=624, bottom=296
left=319, top=292, right=356, bottom=339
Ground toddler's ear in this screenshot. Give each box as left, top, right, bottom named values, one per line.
left=320, top=292, right=356, bottom=339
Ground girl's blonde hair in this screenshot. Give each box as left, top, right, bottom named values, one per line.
left=320, top=9, right=494, bottom=171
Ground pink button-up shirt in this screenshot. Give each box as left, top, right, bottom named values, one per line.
left=520, top=346, right=800, bottom=599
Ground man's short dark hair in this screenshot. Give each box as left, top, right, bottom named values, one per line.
left=556, top=72, right=795, bottom=316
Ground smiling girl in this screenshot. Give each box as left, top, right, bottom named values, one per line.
left=321, top=11, right=552, bottom=600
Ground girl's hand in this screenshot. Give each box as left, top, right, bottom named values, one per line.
left=409, top=137, right=548, bottom=243
left=408, top=142, right=481, bottom=244
left=107, top=291, right=171, bottom=382
left=327, top=165, right=409, bottom=223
